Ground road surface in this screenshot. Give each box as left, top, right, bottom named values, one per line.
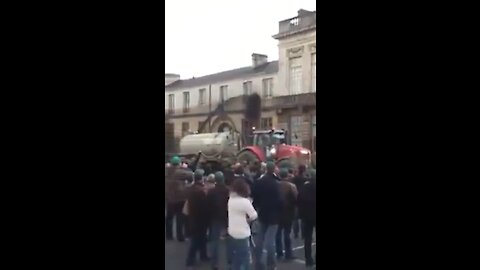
left=165, top=229, right=316, bottom=269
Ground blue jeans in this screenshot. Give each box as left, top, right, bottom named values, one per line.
left=231, top=237, right=250, bottom=270
left=210, top=221, right=232, bottom=268
left=254, top=222, right=278, bottom=270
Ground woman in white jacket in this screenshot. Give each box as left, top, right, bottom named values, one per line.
left=228, top=178, right=258, bottom=270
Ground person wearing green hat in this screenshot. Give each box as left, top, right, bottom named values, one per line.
left=206, top=171, right=231, bottom=270
left=251, top=160, right=283, bottom=270
left=165, top=155, right=192, bottom=242
left=275, top=168, right=298, bottom=261
left=185, top=169, right=210, bottom=267
left=297, top=169, right=316, bottom=267
left=171, top=155, right=181, bottom=166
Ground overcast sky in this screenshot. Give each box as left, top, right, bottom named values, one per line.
left=165, top=0, right=316, bottom=79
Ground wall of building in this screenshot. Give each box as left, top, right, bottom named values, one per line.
left=277, top=107, right=316, bottom=150
left=277, top=31, right=316, bottom=97
left=165, top=73, right=278, bottom=115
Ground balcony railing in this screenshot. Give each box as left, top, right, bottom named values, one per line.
left=274, top=12, right=316, bottom=38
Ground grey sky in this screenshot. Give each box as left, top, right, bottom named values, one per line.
left=165, top=0, right=316, bottom=79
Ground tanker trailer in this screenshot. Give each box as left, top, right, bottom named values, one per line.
left=178, top=132, right=239, bottom=168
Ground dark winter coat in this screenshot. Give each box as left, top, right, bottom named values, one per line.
left=297, top=180, right=316, bottom=224
left=278, top=180, right=298, bottom=224
left=206, top=183, right=230, bottom=227
left=186, top=183, right=210, bottom=234
left=251, top=173, right=284, bottom=225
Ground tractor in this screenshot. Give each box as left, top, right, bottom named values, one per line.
left=236, top=128, right=312, bottom=167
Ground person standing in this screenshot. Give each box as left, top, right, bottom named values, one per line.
left=297, top=169, right=317, bottom=268
left=251, top=161, right=283, bottom=270
left=228, top=178, right=258, bottom=270
left=292, top=164, right=307, bottom=239
left=165, top=156, right=191, bottom=242
left=275, top=168, right=298, bottom=261
left=207, top=172, right=231, bottom=270
left=185, top=169, right=210, bottom=269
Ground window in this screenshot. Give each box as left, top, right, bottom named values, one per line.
left=243, top=81, right=252, bottom=96
left=311, top=53, right=316, bottom=92
left=182, top=122, right=189, bottom=136
left=289, top=57, right=302, bottom=94
left=262, top=78, right=273, bottom=98
left=168, top=94, right=175, bottom=114
left=198, top=88, right=206, bottom=105
left=260, top=118, right=273, bottom=129
left=290, top=116, right=303, bottom=146
left=183, top=92, right=190, bottom=113
left=220, top=85, right=228, bottom=102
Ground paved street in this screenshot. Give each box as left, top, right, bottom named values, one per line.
left=165, top=228, right=316, bottom=269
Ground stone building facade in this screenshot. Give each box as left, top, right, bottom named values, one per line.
left=273, top=9, right=317, bottom=151
left=165, top=9, right=316, bottom=153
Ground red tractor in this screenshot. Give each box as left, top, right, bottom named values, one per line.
left=236, top=128, right=312, bottom=167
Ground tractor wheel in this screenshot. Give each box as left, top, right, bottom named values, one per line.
left=237, top=150, right=259, bottom=165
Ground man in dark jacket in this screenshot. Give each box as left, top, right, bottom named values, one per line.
left=252, top=161, right=283, bottom=270
left=185, top=169, right=210, bottom=268
left=207, top=171, right=231, bottom=270
left=276, top=168, right=298, bottom=260
left=292, top=164, right=307, bottom=239
left=165, top=156, right=192, bottom=242
left=297, top=169, right=316, bottom=268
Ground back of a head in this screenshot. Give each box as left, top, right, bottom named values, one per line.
left=266, top=161, right=275, bottom=174
left=194, top=169, right=205, bottom=182
left=206, top=173, right=215, bottom=183
left=279, top=168, right=289, bottom=179
left=231, top=178, right=250, bottom=198
left=298, top=164, right=307, bottom=176
left=214, top=171, right=225, bottom=185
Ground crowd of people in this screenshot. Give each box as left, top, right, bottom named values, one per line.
left=165, top=155, right=317, bottom=270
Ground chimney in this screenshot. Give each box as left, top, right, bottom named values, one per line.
left=251, top=53, right=268, bottom=68
left=165, top=73, right=180, bottom=86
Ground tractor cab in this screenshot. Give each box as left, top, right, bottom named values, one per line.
left=251, top=128, right=289, bottom=159
left=252, top=129, right=287, bottom=147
